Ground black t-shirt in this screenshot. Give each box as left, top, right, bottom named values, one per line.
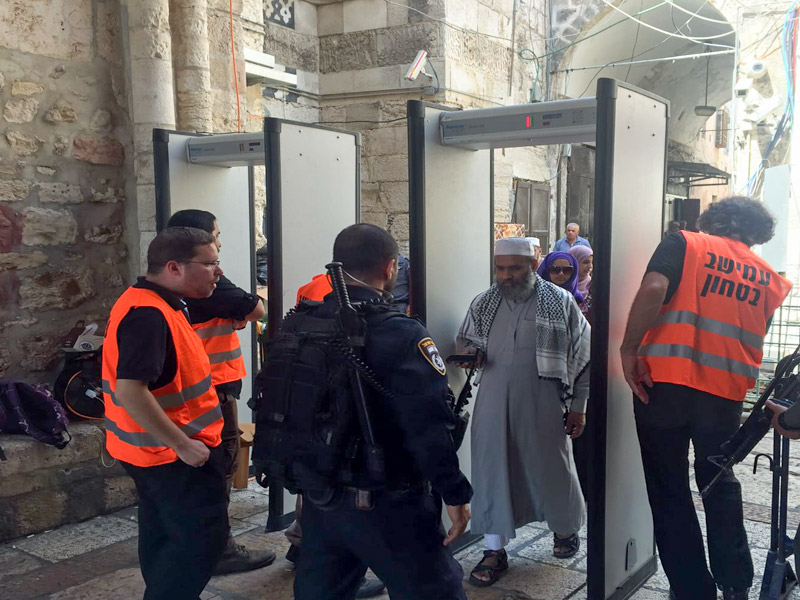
left=184, top=275, right=259, bottom=324
left=645, top=232, right=687, bottom=304
left=116, top=278, right=187, bottom=390
left=185, top=275, right=260, bottom=397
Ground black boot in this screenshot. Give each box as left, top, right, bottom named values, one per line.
left=213, top=542, right=276, bottom=575
left=720, top=587, right=749, bottom=600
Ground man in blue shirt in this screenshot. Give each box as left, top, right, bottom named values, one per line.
left=552, top=223, right=592, bottom=253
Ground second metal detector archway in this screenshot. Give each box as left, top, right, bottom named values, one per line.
left=407, top=78, right=668, bottom=599
left=153, top=120, right=361, bottom=530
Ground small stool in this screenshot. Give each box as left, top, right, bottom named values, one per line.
left=233, top=423, right=256, bottom=489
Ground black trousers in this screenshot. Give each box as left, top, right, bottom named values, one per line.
left=295, top=487, right=466, bottom=600
left=122, top=445, right=229, bottom=600
left=634, top=383, right=753, bottom=600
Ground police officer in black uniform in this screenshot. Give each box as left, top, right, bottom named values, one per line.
left=294, top=224, right=473, bottom=600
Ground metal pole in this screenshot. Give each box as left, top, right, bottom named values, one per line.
left=730, top=6, right=741, bottom=191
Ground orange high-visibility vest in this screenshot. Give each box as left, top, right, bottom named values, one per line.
left=296, top=273, right=332, bottom=303
left=191, top=318, right=246, bottom=387
left=639, top=231, right=792, bottom=401
left=103, top=286, right=223, bottom=466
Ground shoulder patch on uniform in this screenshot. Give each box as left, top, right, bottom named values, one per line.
left=417, top=337, right=447, bottom=376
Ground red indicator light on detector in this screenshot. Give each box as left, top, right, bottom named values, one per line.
left=525, top=116, right=531, bottom=128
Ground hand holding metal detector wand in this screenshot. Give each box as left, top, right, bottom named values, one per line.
left=325, top=261, right=385, bottom=484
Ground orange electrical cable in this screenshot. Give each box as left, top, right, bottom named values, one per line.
left=759, top=45, right=781, bottom=60
left=229, top=0, right=242, bottom=133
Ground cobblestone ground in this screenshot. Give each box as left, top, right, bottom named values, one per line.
left=2, top=435, right=800, bottom=600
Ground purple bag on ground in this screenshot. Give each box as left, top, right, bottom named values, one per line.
left=0, top=381, right=72, bottom=449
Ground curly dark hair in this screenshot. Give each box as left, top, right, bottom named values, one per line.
left=696, top=196, right=775, bottom=246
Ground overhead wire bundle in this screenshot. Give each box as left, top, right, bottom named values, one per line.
left=520, top=0, right=737, bottom=103
left=743, top=0, right=798, bottom=197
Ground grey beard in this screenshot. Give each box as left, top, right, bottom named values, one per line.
left=497, top=270, right=535, bottom=302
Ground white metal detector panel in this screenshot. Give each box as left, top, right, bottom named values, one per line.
left=266, top=121, right=359, bottom=318
left=591, top=79, right=666, bottom=599
left=264, top=119, right=360, bottom=531
left=153, top=131, right=256, bottom=421
left=408, top=101, right=493, bottom=537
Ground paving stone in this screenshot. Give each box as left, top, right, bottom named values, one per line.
left=0, top=559, right=91, bottom=600
left=513, top=524, right=588, bottom=570
left=110, top=506, right=139, bottom=522
left=1, top=441, right=792, bottom=600
left=0, top=546, right=45, bottom=581
left=47, top=567, right=144, bottom=600
left=245, top=477, right=271, bottom=496
left=229, top=517, right=259, bottom=537
left=629, top=587, right=670, bottom=600
left=241, top=509, right=271, bottom=527
left=11, top=515, right=138, bottom=562
left=228, top=488, right=272, bottom=521
left=207, top=529, right=296, bottom=599
left=642, top=559, right=670, bottom=592
left=743, top=517, right=775, bottom=550
left=466, top=557, right=585, bottom=599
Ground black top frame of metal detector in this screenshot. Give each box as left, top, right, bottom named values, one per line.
left=406, top=79, right=670, bottom=598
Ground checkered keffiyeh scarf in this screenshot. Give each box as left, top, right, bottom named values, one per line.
left=458, top=275, right=591, bottom=401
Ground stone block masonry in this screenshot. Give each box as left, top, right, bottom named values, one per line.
left=0, top=423, right=137, bottom=544
left=0, top=0, right=132, bottom=384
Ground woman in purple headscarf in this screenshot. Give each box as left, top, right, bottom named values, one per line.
left=537, top=252, right=583, bottom=303
left=569, top=246, right=593, bottom=323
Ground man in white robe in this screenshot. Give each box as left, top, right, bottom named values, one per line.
left=457, top=237, right=590, bottom=587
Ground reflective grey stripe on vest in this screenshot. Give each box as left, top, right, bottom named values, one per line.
left=194, top=323, right=235, bottom=339
left=153, top=374, right=213, bottom=409
left=104, top=402, right=223, bottom=448
left=102, top=380, right=122, bottom=406
left=656, top=310, right=763, bottom=350
left=102, top=374, right=212, bottom=410
left=639, top=344, right=759, bottom=379
left=208, top=347, right=242, bottom=365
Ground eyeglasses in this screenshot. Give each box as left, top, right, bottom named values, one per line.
left=549, top=265, right=574, bottom=275
left=183, top=260, right=221, bottom=268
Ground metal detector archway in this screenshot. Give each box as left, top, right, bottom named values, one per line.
left=153, top=121, right=361, bottom=530
left=407, top=78, right=668, bottom=599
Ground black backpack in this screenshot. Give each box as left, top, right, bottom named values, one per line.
left=251, top=301, right=400, bottom=497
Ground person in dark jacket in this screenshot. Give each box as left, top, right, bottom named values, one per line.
left=294, top=224, right=473, bottom=600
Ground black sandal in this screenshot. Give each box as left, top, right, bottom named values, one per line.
left=468, top=549, right=508, bottom=587
left=553, top=533, right=580, bottom=559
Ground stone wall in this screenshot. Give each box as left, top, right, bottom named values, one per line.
left=243, top=0, right=321, bottom=248
left=443, top=0, right=552, bottom=225
left=0, top=0, right=132, bottom=382
left=312, top=0, right=449, bottom=249
left=0, top=423, right=137, bottom=543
